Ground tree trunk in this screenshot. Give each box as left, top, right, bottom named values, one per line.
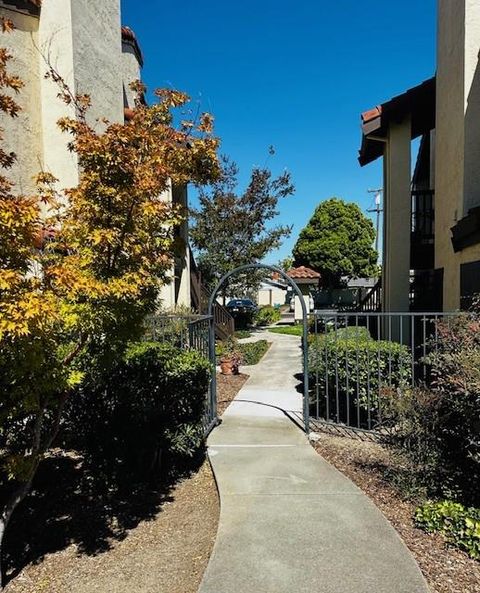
left=0, top=476, right=35, bottom=589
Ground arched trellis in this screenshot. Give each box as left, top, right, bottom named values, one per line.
left=207, top=263, right=310, bottom=433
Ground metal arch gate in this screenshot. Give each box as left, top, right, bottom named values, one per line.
left=205, top=263, right=310, bottom=434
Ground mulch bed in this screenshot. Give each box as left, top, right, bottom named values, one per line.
left=216, top=372, right=249, bottom=415
left=6, top=461, right=219, bottom=593
left=312, top=433, right=480, bottom=593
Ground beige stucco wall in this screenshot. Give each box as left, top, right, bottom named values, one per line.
left=258, top=287, right=286, bottom=307
left=435, top=0, right=480, bottom=310
left=38, top=0, right=78, bottom=191
left=71, top=0, right=123, bottom=126
left=383, top=117, right=411, bottom=312
left=121, top=42, right=141, bottom=108
left=0, top=7, right=43, bottom=194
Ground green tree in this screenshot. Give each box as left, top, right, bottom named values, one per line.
left=190, top=157, right=294, bottom=299
left=293, top=198, right=378, bottom=288
left=276, top=256, right=294, bottom=273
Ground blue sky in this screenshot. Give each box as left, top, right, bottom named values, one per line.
left=122, top=0, right=436, bottom=264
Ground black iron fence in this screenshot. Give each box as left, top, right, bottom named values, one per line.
left=309, top=311, right=460, bottom=434
left=144, top=314, right=214, bottom=431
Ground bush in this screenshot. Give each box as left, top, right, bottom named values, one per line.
left=64, top=342, right=211, bottom=483
left=386, top=313, right=480, bottom=503
left=415, top=500, right=480, bottom=559
left=308, top=327, right=411, bottom=423
left=255, top=305, right=281, bottom=326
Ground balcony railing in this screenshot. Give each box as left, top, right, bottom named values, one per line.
left=411, top=189, right=435, bottom=270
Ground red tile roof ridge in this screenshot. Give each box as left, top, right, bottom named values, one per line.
left=287, top=266, right=321, bottom=279
left=361, top=106, right=382, bottom=124
left=121, top=25, right=144, bottom=67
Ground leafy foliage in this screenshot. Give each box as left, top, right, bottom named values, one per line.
left=415, top=500, right=480, bottom=560
left=190, top=156, right=294, bottom=296
left=234, top=329, right=252, bottom=339
left=254, top=305, right=281, bottom=326
left=293, top=198, right=378, bottom=288
left=0, top=20, right=219, bottom=585
left=237, top=339, right=270, bottom=365
left=308, top=327, right=411, bottom=424
left=268, top=325, right=303, bottom=336
left=386, top=313, right=480, bottom=503
left=64, top=342, right=212, bottom=483
left=216, top=338, right=270, bottom=366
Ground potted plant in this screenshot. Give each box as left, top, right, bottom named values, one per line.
left=218, top=338, right=243, bottom=375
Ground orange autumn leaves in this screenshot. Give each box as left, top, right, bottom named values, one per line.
left=0, top=23, right=220, bottom=344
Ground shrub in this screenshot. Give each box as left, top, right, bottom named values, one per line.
left=308, top=327, right=411, bottom=423
left=415, top=500, right=480, bottom=559
left=255, top=305, right=281, bottom=326
left=64, top=342, right=211, bottom=483
left=386, top=313, right=480, bottom=502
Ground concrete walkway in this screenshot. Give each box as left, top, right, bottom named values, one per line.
left=199, top=331, right=430, bottom=593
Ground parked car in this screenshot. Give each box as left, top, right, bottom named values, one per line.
left=226, top=299, right=257, bottom=314
left=226, top=299, right=257, bottom=329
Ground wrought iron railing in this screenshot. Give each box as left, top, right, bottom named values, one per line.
left=144, top=314, right=214, bottom=432
left=411, top=189, right=435, bottom=241
left=308, top=311, right=460, bottom=434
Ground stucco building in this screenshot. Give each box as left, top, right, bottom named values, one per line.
left=359, top=0, right=480, bottom=312
left=0, top=0, right=190, bottom=310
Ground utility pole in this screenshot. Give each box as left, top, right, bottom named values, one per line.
left=367, top=188, right=383, bottom=252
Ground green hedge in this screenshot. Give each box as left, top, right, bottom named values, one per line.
left=415, top=500, right=480, bottom=560
left=65, top=342, right=211, bottom=482
left=308, top=327, right=412, bottom=415
left=255, top=305, right=281, bottom=326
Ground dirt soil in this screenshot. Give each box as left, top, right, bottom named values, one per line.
left=6, top=462, right=219, bottom=593
left=313, top=433, right=480, bottom=593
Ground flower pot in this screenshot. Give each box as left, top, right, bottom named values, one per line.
left=220, top=357, right=239, bottom=375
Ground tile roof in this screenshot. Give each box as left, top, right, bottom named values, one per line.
left=287, top=266, right=321, bottom=279
left=121, top=25, right=144, bottom=67
left=359, top=77, right=435, bottom=166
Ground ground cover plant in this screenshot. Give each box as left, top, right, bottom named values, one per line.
left=234, top=329, right=252, bottom=339
left=268, top=325, right=303, bottom=336
left=381, top=310, right=480, bottom=559
left=216, top=339, right=270, bottom=366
